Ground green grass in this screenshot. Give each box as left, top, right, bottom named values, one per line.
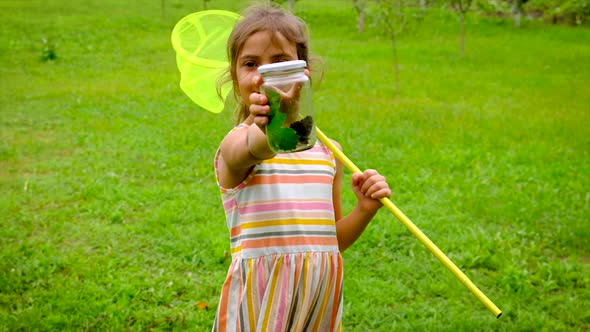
left=1, top=0, right=589, bottom=330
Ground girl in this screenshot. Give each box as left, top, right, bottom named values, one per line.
left=213, top=3, right=391, bottom=331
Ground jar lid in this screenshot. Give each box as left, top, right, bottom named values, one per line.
left=257, top=60, right=307, bottom=74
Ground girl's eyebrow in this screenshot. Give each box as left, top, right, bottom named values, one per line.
left=270, top=53, right=295, bottom=61
left=238, top=52, right=295, bottom=62
left=238, top=55, right=259, bottom=62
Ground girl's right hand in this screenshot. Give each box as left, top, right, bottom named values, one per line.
left=249, top=75, right=270, bottom=127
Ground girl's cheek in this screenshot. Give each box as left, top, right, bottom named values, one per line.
left=238, top=82, right=252, bottom=105
left=237, top=72, right=250, bottom=89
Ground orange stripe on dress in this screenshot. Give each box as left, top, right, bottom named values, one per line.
left=217, top=263, right=235, bottom=332
left=240, top=236, right=339, bottom=249
left=248, top=174, right=333, bottom=186
left=230, top=226, right=241, bottom=237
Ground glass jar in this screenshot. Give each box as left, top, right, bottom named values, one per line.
left=258, top=60, right=316, bottom=154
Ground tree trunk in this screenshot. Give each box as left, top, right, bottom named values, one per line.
left=512, top=0, right=522, bottom=27
left=358, top=8, right=365, bottom=33
left=420, top=0, right=427, bottom=15
left=392, top=36, right=400, bottom=93
left=353, top=0, right=366, bottom=33
left=288, top=0, right=294, bottom=12
left=459, top=12, right=465, bottom=57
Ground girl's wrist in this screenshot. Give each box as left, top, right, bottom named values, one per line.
left=247, top=124, right=275, bottom=160
left=353, top=201, right=381, bottom=219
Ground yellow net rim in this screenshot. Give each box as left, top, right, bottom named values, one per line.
left=171, top=10, right=240, bottom=69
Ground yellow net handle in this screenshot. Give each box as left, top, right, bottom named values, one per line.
left=315, top=127, right=502, bottom=318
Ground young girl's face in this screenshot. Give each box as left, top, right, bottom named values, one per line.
left=236, top=30, right=298, bottom=110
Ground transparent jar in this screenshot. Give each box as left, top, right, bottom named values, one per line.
left=258, top=60, right=316, bottom=154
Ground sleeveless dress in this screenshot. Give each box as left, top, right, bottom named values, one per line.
left=212, top=127, right=343, bottom=332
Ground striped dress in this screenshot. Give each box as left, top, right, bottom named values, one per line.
left=212, top=130, right=343, bottom=332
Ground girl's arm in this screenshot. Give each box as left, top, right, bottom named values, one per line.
left=217, top=76, right=276, bottom=189
left=217, top=123, right=275, bottom=189
left=331, top=142, right=391, bottom=252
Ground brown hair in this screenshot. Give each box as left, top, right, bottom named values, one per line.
left=218, top=3, right=312, bottom=125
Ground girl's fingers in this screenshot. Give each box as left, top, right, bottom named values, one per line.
left=360, top=170, right=384, bottom=192
left=354, top=170, right=391, bottom=199
left=249, top=102, right=270, bottom=115
left=351, top=172, right=364, bottom=187
left=249, top=91, right=269, bottom=117
left=283, top=82, right=304, bottom=100
left=366, top=186, right=391, bottom=199
left=249, top=92, right=267, bottom=106
left=250, top=105, right=270, bottom=126
left=252, top=74, right=264, bottom=89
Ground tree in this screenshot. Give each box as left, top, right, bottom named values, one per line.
left=352, top=0, right=369, bottom=33
left=512, top=0, right=529, bottom=27
left=373, top=0, right=409, bottom=93
left=420, top=0, right=428, bottom=16
left=450, top=0, right=473, bottom=57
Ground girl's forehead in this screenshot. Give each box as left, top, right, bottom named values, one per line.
left=239, top=30, right=296, bottom=58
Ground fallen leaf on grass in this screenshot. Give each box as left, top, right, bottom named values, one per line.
left=195, top=302, right=209, bottom=311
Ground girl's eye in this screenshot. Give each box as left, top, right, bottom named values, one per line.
left=243, top=61, right=257, bottom=68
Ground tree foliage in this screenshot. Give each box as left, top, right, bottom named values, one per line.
left=528, top=0, right=590, bottom=24
left=470, top=0, right=589, bottom=25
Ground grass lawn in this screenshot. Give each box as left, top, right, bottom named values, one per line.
left=1, top=0, right=589, bottom=330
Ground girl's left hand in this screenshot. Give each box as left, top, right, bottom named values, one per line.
left=351, top=169, right=391, bottom=213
